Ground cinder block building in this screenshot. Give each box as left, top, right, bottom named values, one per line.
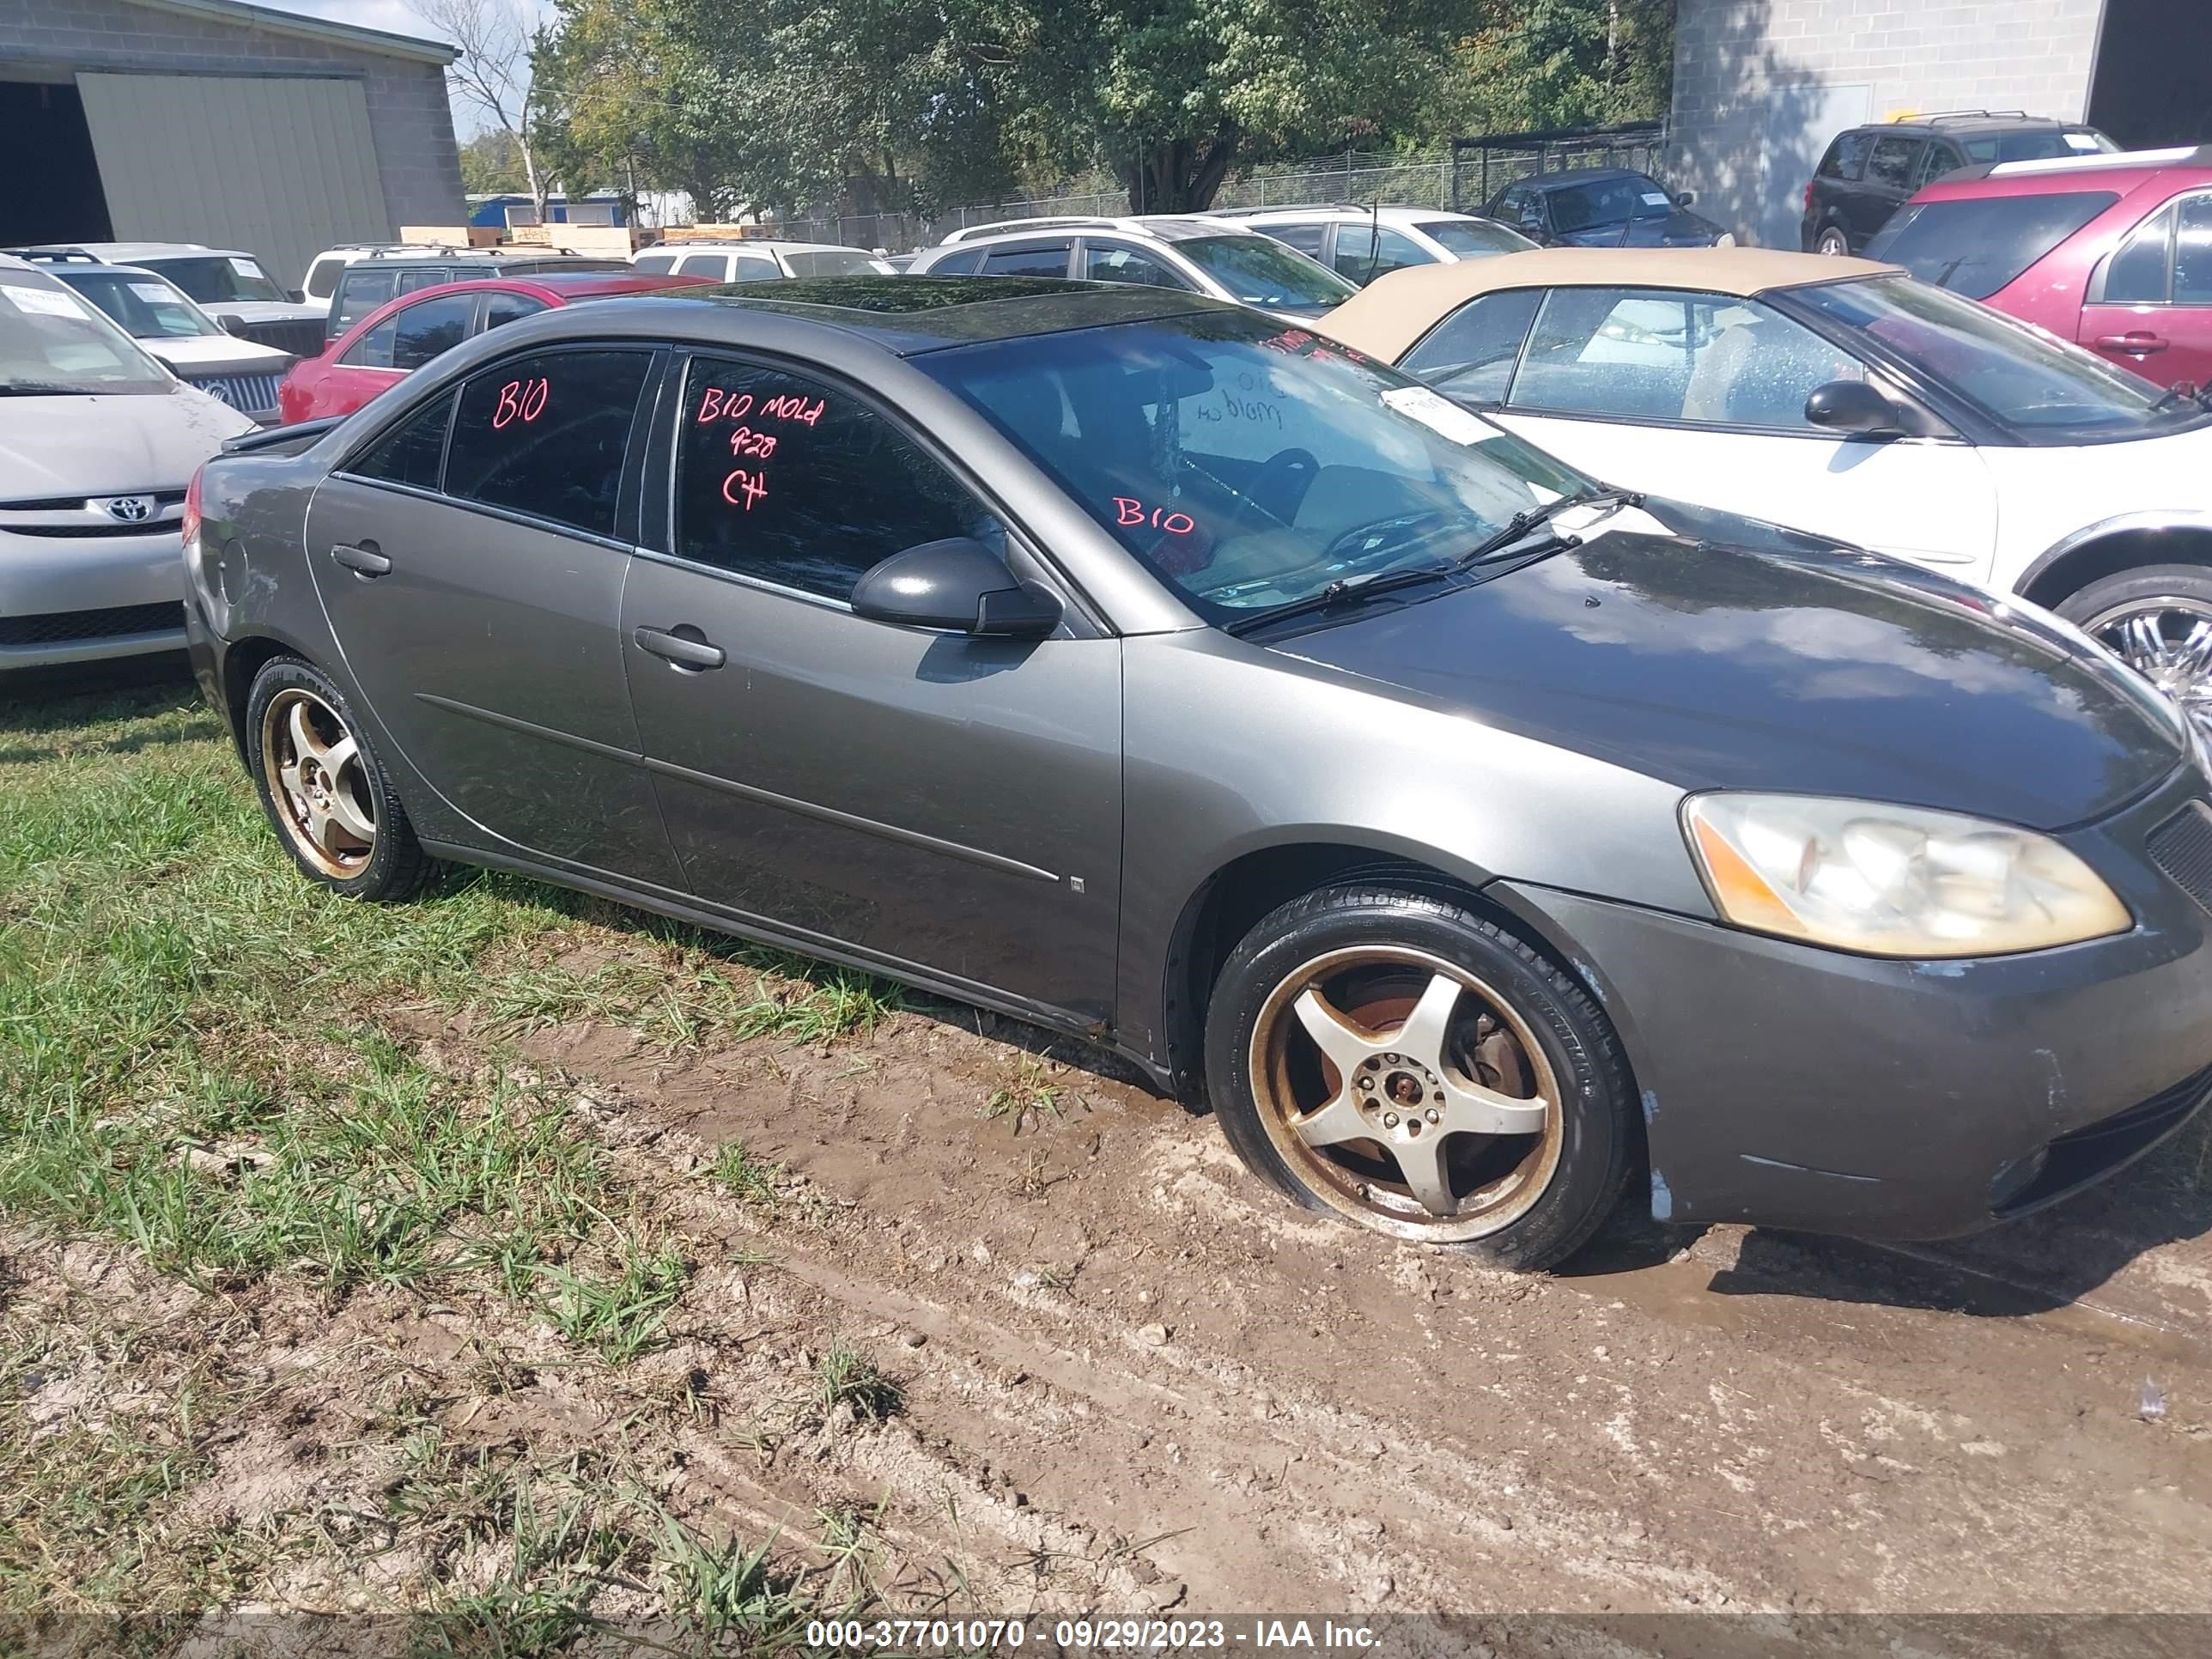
left=1668, top=0, right=2212, bottom=248
left=0, top=0, right=465, bottom=287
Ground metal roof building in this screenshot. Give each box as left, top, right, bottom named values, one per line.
left=0, top=0, right=466, bottom=288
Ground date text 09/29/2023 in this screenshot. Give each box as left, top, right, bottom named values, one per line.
left=803, top=1618, right=1381, bottom=1652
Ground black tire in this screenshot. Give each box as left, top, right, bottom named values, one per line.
left=1814, top=226, right=1850, bottom=257
left=244, top=654, right=438, bottom=902
left=1204, top=884, right=1636, bottom=1271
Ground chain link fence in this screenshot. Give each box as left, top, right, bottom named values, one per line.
left=775, top=125, right=1670, bottom=252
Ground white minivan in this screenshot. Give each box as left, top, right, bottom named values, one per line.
left=0, top=256, right=255, bottom=668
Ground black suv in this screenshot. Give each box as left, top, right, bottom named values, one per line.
left=1801, top=112, right=2114, bottom=254
left=325, top=253, right=627, bottom=343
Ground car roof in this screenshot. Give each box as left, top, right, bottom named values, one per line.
left=344, top=252, right=618, bottom=272
left=1911, top=143, right=2212, bottom=198
left=1866, top=112, right=2081, bottom=135
left=1319, top=247, right=1899, bottom=362
left=325, top=270, right=715, bottom=353
left=626, top=274, right=1218, bottom=353
left=1224, top=205, right=1498, bottom=227
left=1512, top=167, right=1658, bottom=190
left=22, top=241, right=242, bottom=261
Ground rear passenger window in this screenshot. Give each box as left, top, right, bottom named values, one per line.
left=927, top=247, right=985, bottom=276
left=345, top=389, right=453, bottom=490
left=1267, top=222, right=1328, bottom=258
left=678, top=253, right=728, bottom=279
left=732, top=254, right=781, bottom=281
left=333, top=270, right=396, bottom=331
left=673, top=356, right=1002, bottom=602
left=981, top=243, right=1069, bottom=277
left=1866, top=137, right=1920, bottom=193
left=1820, top=133, right=1874, bottom=181
left=396, top=270, right=448, bottom=295
left=391, top=294, right=473, bottom=371
left=633, top=253, right=678, bottom=274
left=444, top=349, right=655, bottom=539
left=483, top=291, right=547, bottom=331
left=1403, top=289, right=1540, bottom=403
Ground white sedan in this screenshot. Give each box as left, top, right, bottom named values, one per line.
left=1323, top=248, right=2212, bottom=727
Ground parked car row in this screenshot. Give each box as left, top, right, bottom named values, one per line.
left=181, top=270, right=2212, bottom=1273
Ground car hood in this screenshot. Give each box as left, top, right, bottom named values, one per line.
left=1558, top=210, right=1723, bottom=247
left=141, top=335, right=292, bottom=371
left=199, top=300, right=325, bottom=324
left=0, top=386, right=254, bottom=494
left=1277, top=527, right=2185, bottom=830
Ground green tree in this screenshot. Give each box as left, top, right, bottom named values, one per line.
left=458, top=129, right=530, bottom=197
left=1440, top=0, right=1674, bottom=135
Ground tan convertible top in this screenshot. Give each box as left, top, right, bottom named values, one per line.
left=1322, top=247, right=1902, bottom=363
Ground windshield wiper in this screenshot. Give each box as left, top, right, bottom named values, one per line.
left=1224, top=563, right=1455, bottom=636
left=2151, top=380, right=2212, bottom=413
left=1455, top=488, right=1643, bottom=568
left=0, top=383, right=92, bottom=396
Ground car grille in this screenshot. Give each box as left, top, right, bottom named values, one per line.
left=0, top=488, right=186, bottom=538
left=2147, top=800, right=2212, bottom=915
left=0, top=601, right=185, bottom=647
left=234, top=319, right=325, bottom=357
left=1992, top=1059, right=2212, bottom=1217
left=185, top=370, right=283, bottom=416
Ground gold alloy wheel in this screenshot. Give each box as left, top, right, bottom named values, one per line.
left=1248, top=945, right=1563, bottom=1243
left=260, top=687, right=378, bottom=878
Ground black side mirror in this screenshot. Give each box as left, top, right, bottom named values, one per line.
left=851, top=538, right=1061, bottom=637
left=219, top=314, right=249, bottom=337
left=1674, top=191, right=1696, bottom=209
left=287, top=289, right=305, bottom=304
left=1804, top=378, right=1905, bottom=435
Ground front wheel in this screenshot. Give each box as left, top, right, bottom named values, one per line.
left=1204, top=885, right=1636, bottom=1270
left=2057, top=564, right=2212, bottom=737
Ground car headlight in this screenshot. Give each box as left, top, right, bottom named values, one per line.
left=1681, top=793, right=2130, bottom=957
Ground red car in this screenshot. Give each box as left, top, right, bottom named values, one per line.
left=1864, top=144, right=2212, bottom=389
left=277, top=270, right=712, bottom=422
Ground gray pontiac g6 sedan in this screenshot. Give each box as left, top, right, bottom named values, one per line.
left=185, top=276, right=2212, bottom=1269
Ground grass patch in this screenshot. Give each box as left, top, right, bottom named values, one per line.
left=812, top=1339, right=902, bottom=1424
left=535, top=1235, right=691, bottom=1366
left=982, top=1054, right=1074, bottom=1137
left=486, top=948, right=899, bottom=1053
left=710, top=1139, right=783, bottom=1206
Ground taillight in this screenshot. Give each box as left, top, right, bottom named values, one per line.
left=1803, top=181, right=1814, bottom=213
left=181, top=465, right=204, bottom=550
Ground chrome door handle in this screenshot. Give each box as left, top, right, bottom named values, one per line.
left=633, top=624, right=726, bottom=670
left=330, top=541, right=392, bottom=576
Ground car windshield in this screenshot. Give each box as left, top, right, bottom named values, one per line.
left=55, top=269, right=224, bottom=339
left=0, top=272, right=173, bottom=394
left=140, top=254, right=289, bottom=305
left=1958, top=128, right=2115, bottom=163
left=1170, top=235, right=1358, bottom=309
left=1864, top=191, right=2117, bottom=299
left=1415, top=219, right=1537, bottom=256
left=921, top=310, right=1599, bottom=625
left=1548, top=176, right=1674, bottom=233
left=1790, top=275, right=2200, bottom=436
left=781, top=249, right=892, bottom=276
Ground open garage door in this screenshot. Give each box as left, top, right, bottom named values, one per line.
left=74, top=72, right=391, bottom=289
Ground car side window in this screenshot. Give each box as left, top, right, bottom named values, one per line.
left=1820, top=133, right=1874, bottom=181
left=633, top=252, right=678, bottom=274
left=2175, top=196, right=2212, bottom=305
left=344, top=388, right=454, bottom=490
left=981, top=242, right=1070, bottom=277
left=673, top=355, right=1005, bottom=603
left=483, top=291, right=547, bottom=331
left=1084, top=242, right=1183, bottom=288
left=732, top=253, right=781, bottom=281
left=333, top=270, right=396, bottom=331
left=927, top=247, right=986, bottom=276
left=1402, top=289, right=1541, bottom=404
left=1909, top=143, right=1958, bottom=191
left=677, top=253, right=728, bottom=279
left=391, top=294, right=473, bottom=372
left=305, top=257, right=343, bottom=300
left=2102, top=205, right=2173, bottom=304
left=1510, top=286, right=1864, bottom=430
left=396, top=270, right=447, bottom=295
left=1867, top=137, right=1920, bottom=193
left=443, top=349, right=655, bottom=540
left=342, top=318, right=398, bottom=369
left=1332, top=225, right=1431, bottom=281
left=1267, top=222, right=1328, bottom=258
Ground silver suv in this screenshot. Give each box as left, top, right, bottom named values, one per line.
left=908, top=216, right=1357, bottom=317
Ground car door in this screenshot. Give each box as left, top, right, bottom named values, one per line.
left=303, top=343, right=683, bottom=887
left=1484, top=285, right=2000, bottom=577
left=618, top=350, right=1121, bottom=1020
left=2080, top=191, right=2212, bottom=387
left=1856, top=137, right=1922, bottom=246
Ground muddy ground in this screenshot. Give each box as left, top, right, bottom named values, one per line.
left=9, top=921, right=2212, bottom=1648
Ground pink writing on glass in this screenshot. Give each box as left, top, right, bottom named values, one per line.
left=728, top=425, right=777, bottom=459
left=492, top=377, right=550, bottom=429
left=722, top=468, right=769, bottom=511
left=1113, top=496, right=1194, bottom=535
left=696, top=387, right=755, bottom=423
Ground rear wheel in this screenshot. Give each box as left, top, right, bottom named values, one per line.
left=2057, top=564, right=2212, bottom=738
left=246, top=656, right=437, bottom=901
left=1814, top=226, right=1850, bottom=257
left=1204, top=885, right=1636, bottom=1270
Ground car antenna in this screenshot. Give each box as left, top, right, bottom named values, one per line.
left=1368, top=197, right=1382, bottom=283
